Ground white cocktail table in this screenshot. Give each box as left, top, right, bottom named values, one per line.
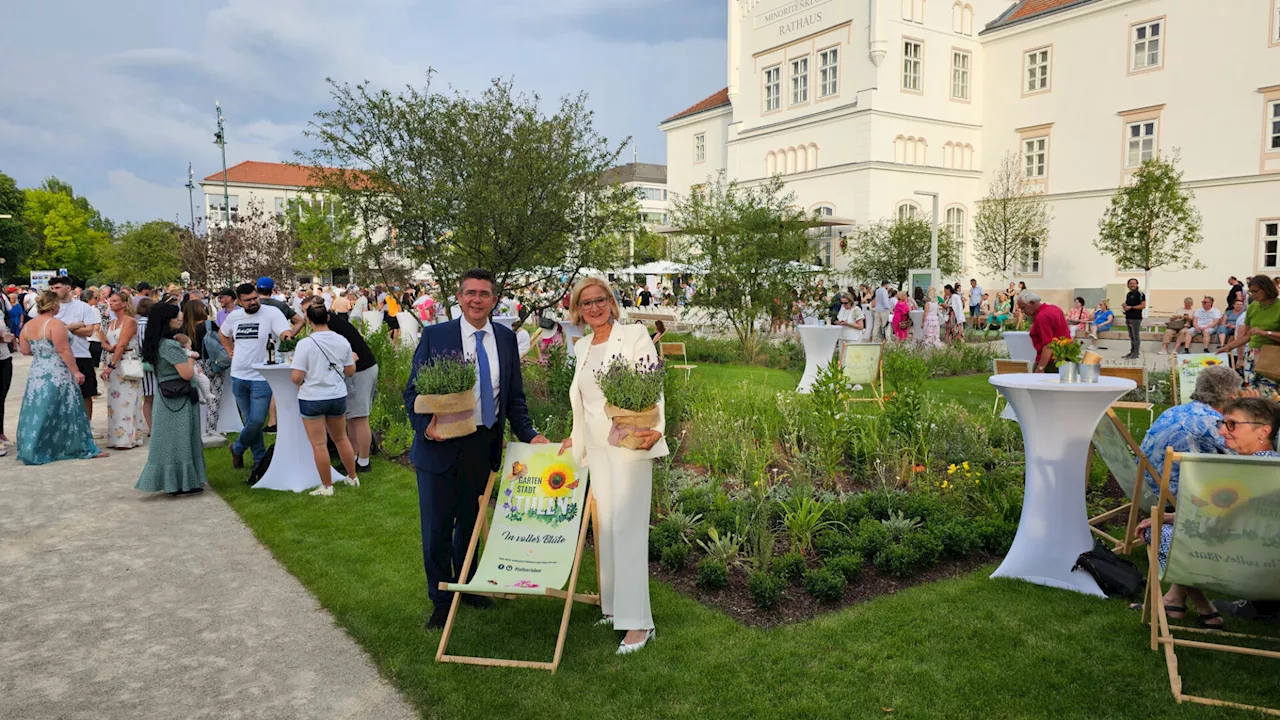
left=492, top=316, right=519, bottom=330
left=252, top=364, right=344, bottom=492
left=559, top=320, right=586, bottom=357
left=988, top=373, right=1136, bottom=597
left=214, top=369, right=243, bottom=434
left=796, top=325, right=845, bottom=394
left=909, top=310, right=924, bottom=342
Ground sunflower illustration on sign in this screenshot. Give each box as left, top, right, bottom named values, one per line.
left=1189, top=478, right=1249, bottom=517
left=541, top=462, right=578, bottom=498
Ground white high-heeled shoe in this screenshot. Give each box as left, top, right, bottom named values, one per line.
left=616, top=628, right=655, bottom=655
left=595, top=615, right=614, bottom=626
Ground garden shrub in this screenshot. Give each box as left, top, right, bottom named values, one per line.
left=863, top=488, right=907, bottom=521
left=973, top=517, right=1017, bottom=555
left=661, top=542, right=690, bottom=572
left=902, top=491, right=953, bottom=526
left=772, top=551, right=806, bottom=585
left=883, top=349, right=931, bottom=391
left=747, top=571, right=784, bottom=610
left=853, top=516, right=890, bottom=558
left=935, top=518, right=979, bottom=558
left=649, top=520, right=682, bottom=561
left=364, top=327, right=414, bottom=458
left=813, top=530, right=858, bottom=560
left=874, top=530, right=945, bottom=578
left=803, top=567, right=847, bottom=602
left=675, top=487, right=715, bottom=519
left=838, top=492, right=870, bottom=527
left=823, top=553, right=864, bottom=582
left=696, top=557, right=729, bottom=591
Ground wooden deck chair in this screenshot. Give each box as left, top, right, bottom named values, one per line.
left=1100, top=366, right=1155, bottom=425
left=991, top=358, right=1032, bottom=417
left=660, top=341, right=697, bottom=380
left=1085, top=409, right=1160, bottom=553
left=840, top=341, right=885, bottom=408
left=1169, top=353, right=1225, bottom=407
left=522, top=328, right=543, bottom=363
left=1143, top=448, right=1280, bottom=715
left=436, top=443, right=600, bottom=672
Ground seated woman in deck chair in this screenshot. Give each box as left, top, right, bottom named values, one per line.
left=1132, top=396, right=1280, bottom=629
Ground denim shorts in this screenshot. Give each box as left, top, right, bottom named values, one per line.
left=299, top=397, right=347, bottom=419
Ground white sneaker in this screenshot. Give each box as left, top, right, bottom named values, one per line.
left=310, top=484, right=334, bottom=497
left=617, top=628, right=655, bottom=655
left=595, top=615, right=614, bottom=627
left=343, top=476, right=360, bottom=487
left=1158, top=349, right=1168, bottom=355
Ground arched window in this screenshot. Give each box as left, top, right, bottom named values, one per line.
left=894, top=135, right=907, bottom=163
left=795, top=146, right=808, bottom=173
left=766, top=151, right=777, bottom=176
left=952, top=1, right=963, bottom=32
left=810, top=205, right=837, bottom=266
left=897, top=201, right=921, bottom=221
left=806, top=143, right=818, bottom=171
left=915, top=138, right=927, bottom=165
left=786, top=147, right=797, bottom=174
left=945, top=205, right=967, bottom=268
left=962, top=4, right=974, bottom=35
left=942, top=141, right=954, bottom=168
left=963, top=143, right=975, bottom=170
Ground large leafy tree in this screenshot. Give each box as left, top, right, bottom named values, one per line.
left=671, top=172, right=817, bottom=360
left=972, top=151, right=1052, bottom=286
left=286, top=196, right=357, bottom=282
left=21, top=185, right=111, bottom=281
left=0, top=171, right=35, bottom=280
left=846, top=215, right=961, bottom=286
left=100, top=221, right=184, bottom=286
left=1093, top=152, right=1203, bottom=304
left=299, top=73, right=633, bottom=309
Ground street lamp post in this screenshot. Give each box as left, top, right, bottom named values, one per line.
left=184, top=162, right=196, bottom=232
left=913, top=190, right=940, bottom=272
left=214, top=102, right=230, bottom=226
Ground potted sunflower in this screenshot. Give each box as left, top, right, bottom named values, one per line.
left=412, top=351, right=478, bottom=439
left=595, top=355, right=666, bottom=450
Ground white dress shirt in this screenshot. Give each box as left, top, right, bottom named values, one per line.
left=874, top=286, right=892, bottom=313
left=460, top=319, right=501, bottom=427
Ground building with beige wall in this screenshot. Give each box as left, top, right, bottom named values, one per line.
left=662, top=0, right=1280, bottom=312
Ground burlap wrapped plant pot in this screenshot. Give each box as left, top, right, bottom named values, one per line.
left=604, top=404, right=661, bottom=450
left=415, top=390, right=477, bottom=439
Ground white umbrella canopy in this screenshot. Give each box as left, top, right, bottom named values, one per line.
left=615, top=260, right=698, bottom=275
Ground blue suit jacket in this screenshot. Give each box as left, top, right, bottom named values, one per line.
left=403, top=319, right=538, bottom=474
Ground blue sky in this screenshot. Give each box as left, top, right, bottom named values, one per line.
left=0, top=0, right=726, bottom=225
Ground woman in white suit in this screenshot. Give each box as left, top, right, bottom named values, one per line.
left=558, top=277, right=667, bottom=655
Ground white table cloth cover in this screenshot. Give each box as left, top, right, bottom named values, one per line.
left=559, top=320, right=586, bottom=357
left=1004, top=331, right=1037, bottom=364
left=492, top=316, right=519, bottom=330
left=988, top=373, right=1136, bottom=597
left=214, top=369, right=243, bottom=434
left=909, top=310, right=924, bottom=342
left=796, top=325, right=845, bottom=394
left=251, top=363, right=344, bottom=492
left=360, top=310, right=384, bottom=334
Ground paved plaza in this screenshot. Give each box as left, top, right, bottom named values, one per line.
left=0, top=355, right=417, bottom=720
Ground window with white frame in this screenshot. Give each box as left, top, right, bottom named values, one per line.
left=206, top=193, right=239, bottom=221
left=1132, top=19, right=1163, bottom=71
left=791, top=56, right=809, bottom=105
left=764, top=66, right=781, bottom=111
left=274, top=196, right=286, bottom=219
left=1269, top=101, right=1280, bottom=151
left=1025, top=47, right=1050, bottom=93
left=694, top=133, right=706, bottom=162
left=1017, top=238, right=1043, bottom=274
left=1125, top=120, right=1158, bottom=167
left=951, top=50, right=971, bottom=100
left=903, top=40, right=923, bottom=92
left=811, top=206, right=836, bottom=266
left=1023, top=137, right=1048, bottom=179
left=946, top=206, right=966, bottom=266
left=819, top=47, right=839, bottom=98
left=897, top=202, right=920, bottom=221
left=1263, top=221, right=1279, bottom=269
left=635, top=186, right=667, bottom=202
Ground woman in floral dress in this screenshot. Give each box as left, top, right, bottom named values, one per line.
left=100, top=291, right=145, bottom=449
left=920, top=286, right=942, bottom=348
left=16, top=291, right=106, bottom=465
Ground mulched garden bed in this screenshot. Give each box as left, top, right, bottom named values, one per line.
left=650, top=553, right=997, bottom=628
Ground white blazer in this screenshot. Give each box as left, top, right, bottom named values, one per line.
left=568, top=322, right=669, bottom=468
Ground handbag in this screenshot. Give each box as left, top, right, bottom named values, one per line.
left=203, top=319, right=232, bottom=373
left=1072, top=538, right=1144, bottom=600
left=1255, top=343, right=1280, bottom=382
left=897, top=314, right=913, bottom=331
left=538, top=316, right=557, bottom=331
left=159, top=377, right=198, bottom=405
left=119, top=353, right=144, bottom=380
left=1167, top=316, right=1189, bottom=332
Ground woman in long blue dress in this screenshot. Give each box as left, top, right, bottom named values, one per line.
left=16, top=291, right=105, bottom=465
left=134, top=302, right=207, bottom=497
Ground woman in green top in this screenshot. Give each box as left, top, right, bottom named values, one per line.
left=1218, top=275, right=1280, bottom=397
left=134, top=302, right=207, bottom=497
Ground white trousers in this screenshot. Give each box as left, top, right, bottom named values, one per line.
left=588, top=443, right=654, bottom=631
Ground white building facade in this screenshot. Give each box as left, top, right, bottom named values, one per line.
left=662, top=0, right=1280, bottom=311
left=602, top=162, right=672, bottom=227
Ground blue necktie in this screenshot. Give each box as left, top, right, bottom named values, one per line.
left=475, top=330, right=496, bottom=428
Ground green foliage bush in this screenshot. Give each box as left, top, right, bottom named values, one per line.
left=863, top=488, right=907, bottom=522
left=772, top=551, right=806, bottom=585
left=649, top=520, right=682, bottom=561
left=661, top=542, right=690, bottom=572
left=823, top=553, right=864, bottom=582
left=363, top=326, right=414, bottom=458
left=874, top=530, right=945, bottom=578
left=696, top=557, right=729, bottom=591
left=747, top=571, right=784, bottom=610
left=804, top=567, right=847, bottom=602
left=853, top=516, right=890, bottom=558
left=813, top=530, right=858, bottom=560
left=936, top=518, right=980, bottom=558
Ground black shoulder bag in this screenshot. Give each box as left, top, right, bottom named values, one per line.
left=1072, top=538, right=1144, bottom=600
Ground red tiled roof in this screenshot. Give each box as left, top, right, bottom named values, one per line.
left=662, top=88, right=731, bottom=124
left=202, top=160, right=342, bottom=188
left=986, top=0, right=1098, bottom=31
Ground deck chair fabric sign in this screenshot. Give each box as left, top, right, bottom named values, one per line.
left=1087, top=409, right=1160, bottom=552
left=436, top=442, right=599, bottom=672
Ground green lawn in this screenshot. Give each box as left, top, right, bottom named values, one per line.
left=207, top=371, right=1273, bottom=719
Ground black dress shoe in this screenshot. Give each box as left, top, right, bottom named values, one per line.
left=462, top=595, right=494, bottom=609
left=425, top=605, right=450, bottom=630
left=229, top=445, right=244, bottom=469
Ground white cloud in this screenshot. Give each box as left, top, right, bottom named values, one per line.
left=87, top=170, right=195, bottom=226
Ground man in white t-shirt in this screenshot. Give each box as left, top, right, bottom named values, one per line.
left=968, top=279, right=984, bottom=330
left=219, top=283, right=294, bottom=470
left=1192, top=295, right=1224, bottom=352
left=31, top=276, right=100, bottom=421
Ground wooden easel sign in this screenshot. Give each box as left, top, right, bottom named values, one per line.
left=840, top=341, right=886, bottom=407
left=436, top=442, right=598, bottom=672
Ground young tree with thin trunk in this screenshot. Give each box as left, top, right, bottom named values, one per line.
left=846, top=216, right=961, bottom=287
left=1094, top=152, right=1203, bottom=310
left=972, top=151, right=1052, bottom=288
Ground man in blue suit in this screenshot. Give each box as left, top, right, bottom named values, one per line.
left=404, top=268, right=548, bottom=629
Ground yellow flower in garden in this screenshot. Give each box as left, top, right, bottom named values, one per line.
left=948, top=464, right=958, bottom=475
left=1189, top=479, right=1249, bottom=517
left=962, top=461, right=970, bottom=471
left=541, top=463, right=575, bottom=498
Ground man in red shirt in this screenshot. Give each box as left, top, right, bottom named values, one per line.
left=1019, top=291, right=1070, bottom=372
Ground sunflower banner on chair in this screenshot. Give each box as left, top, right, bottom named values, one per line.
left=436, top=442, right=597, bottom=672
